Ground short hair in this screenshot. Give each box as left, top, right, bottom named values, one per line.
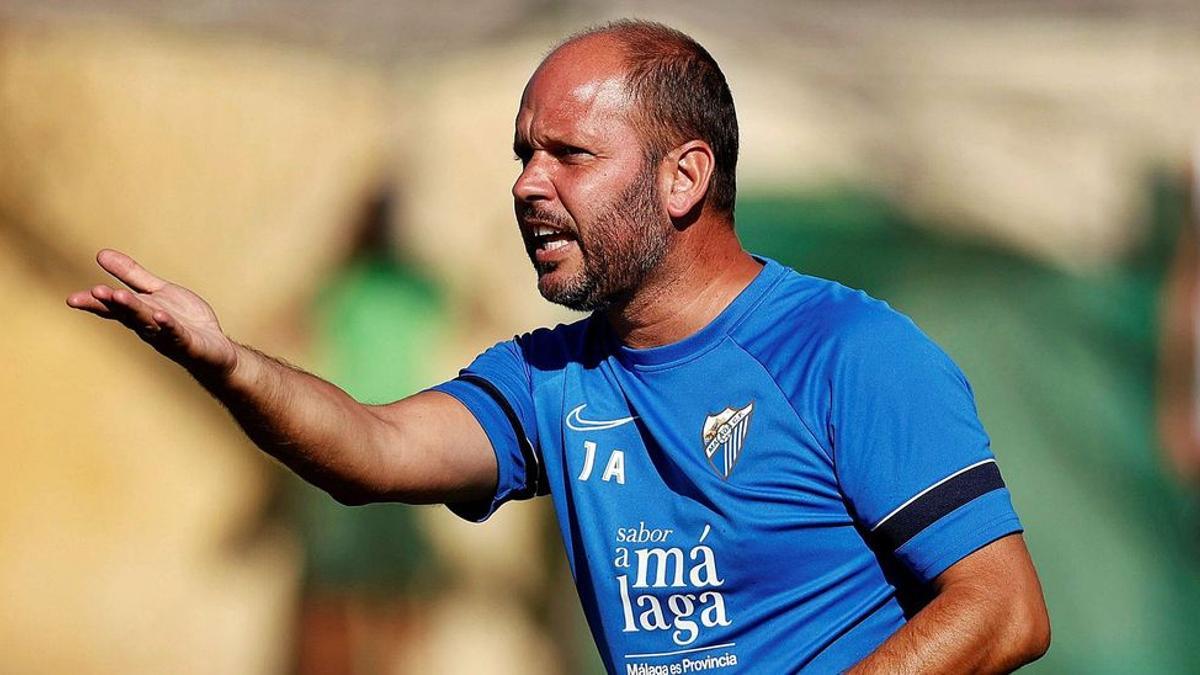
left=560, top=20, right=740, bottom=216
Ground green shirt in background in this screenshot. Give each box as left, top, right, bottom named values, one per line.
left=290, top=255, right=445, bottom=594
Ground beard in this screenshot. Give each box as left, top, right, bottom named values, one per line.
left=520, top=160, right=671, bottom=312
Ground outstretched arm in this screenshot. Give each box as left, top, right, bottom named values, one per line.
left=848, top=534, right=1050, bottom=674
left=67, top=249, right=497, bottom=506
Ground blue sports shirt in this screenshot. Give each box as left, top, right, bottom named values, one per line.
left=432, top=257, right=1023, bottom=674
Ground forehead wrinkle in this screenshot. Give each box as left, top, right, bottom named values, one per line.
left=529, top=76, right=634, bottom=146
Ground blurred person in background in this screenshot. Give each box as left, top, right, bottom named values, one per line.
left=66, top=19, right=1049, bottom=673
left=1158, top=151, right=1200, bottom=483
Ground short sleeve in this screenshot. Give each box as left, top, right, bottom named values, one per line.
left=828, top=308, right=1022, bottom=583
left=429, top=337, right=547, bottom=522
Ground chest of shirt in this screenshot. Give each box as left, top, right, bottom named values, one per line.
left=530, top=340, right=853, bottom=560
left=523, top=339, right=896, bottom=665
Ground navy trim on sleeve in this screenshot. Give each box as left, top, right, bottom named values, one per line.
left=869, top=459, right=1005, bottom=551
left=456, top=374, right=545, bottom=499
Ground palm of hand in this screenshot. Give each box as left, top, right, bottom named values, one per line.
left=136, top=283, right=235, bottom=366
left=67, top=249, right=238, bottom=377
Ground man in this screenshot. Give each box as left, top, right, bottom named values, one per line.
left=67, top=20, right=1050, bottom=673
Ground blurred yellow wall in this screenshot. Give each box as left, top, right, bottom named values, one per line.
left=0, top=19, right=391, bottom=673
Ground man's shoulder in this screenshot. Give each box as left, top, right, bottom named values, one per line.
left=512, top=314, right=602, bottom=373
left=738, top=262, right=915, bottom=352
left=754, top=263, right=959, bottom=390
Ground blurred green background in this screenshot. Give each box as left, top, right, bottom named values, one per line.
left=3, top=2, right=1197, bottom=673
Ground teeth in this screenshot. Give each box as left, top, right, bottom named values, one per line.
left=534, top=225, right=555, bottom=236
left=545, top=239, right=569, bottom=251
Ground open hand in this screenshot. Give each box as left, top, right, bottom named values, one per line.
left=66, top=249, right=239, bottom=379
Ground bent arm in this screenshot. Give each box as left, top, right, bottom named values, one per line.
left=848, top=534, right=1051, bottom=674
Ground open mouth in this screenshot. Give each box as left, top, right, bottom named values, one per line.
left=530, top=224, right=576, bottom=252
left=523, top=220, right=580, bottom=264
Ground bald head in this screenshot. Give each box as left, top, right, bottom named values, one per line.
left=521, top=33, right=634, bottom=132
left=536, top=31, right=628, bottom=83
left=539, top=20, right=740, bottom=216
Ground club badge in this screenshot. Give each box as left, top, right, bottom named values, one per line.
left=702, top=402, right=754, bottom=479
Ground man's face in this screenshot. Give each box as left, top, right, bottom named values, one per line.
left=512, top=42, right=672, bottom=311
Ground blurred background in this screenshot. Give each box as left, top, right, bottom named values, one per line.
left=2, top=1, right=1198, bottom=673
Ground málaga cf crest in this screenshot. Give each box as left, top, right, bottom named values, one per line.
left=702, top=402, right=754, bottom=479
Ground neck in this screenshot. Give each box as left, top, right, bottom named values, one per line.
left=605, top=217, right=762, bottom=349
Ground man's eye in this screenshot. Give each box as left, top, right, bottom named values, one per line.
left=559, top=146, right=592, bottom=161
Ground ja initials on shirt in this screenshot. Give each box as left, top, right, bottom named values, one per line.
left=579, top=440, right=625, bottom=485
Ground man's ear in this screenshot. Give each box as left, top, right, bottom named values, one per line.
left=663, top=140, right=716, bottom=219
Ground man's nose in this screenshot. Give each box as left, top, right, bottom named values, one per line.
left=512, top=157, right=553, bottom=203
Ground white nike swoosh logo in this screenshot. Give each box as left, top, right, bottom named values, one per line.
left=565, top=404, right=637, bottom=431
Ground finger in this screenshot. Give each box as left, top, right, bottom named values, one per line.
left=66, top=291, right=114, bottom=317
left=96, top=249, right=167, bottom=293
left=150, top=311, right=188, bottom=346
left=95, top=286, right=164, bottom=333
left=89, top=284, right=114, bottom=302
